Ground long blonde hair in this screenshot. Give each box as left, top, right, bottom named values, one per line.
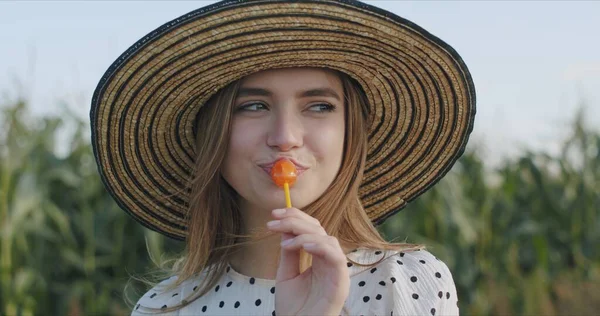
left=129, top=68, right=423, bottom=313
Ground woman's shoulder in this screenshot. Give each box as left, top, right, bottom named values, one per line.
left=384, top=248, right=456, bottom=289
left=346, top=248, right=459, bottom=315
left=349, top=247, right=454, bottom=279
left=131, top=275, right=188, bottom=316
left=384, top=248, right=453, bottom=277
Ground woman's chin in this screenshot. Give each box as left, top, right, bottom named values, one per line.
left=254, top=194, right=312, bottom=211
left=245, top=183, right=318, bottom=210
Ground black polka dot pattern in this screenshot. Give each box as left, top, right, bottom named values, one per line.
left=131, top=249, right=459, bottom=316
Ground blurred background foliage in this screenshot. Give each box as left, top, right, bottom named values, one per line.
left=0, top=97, right=598, bottom=315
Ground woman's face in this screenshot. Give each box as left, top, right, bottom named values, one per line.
left=221, top=67, right=345, bottom=212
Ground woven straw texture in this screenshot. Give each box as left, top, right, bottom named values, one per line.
left=90, top=0, right=476, bottom=240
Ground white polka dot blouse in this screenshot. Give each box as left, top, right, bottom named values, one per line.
left=132, top=248, right=459, bottom=315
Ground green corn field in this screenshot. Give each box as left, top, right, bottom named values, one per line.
left=1, top=98, right=598, bottom=315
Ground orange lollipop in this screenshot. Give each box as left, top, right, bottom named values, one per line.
left=270, top=159, right=297, bottom=207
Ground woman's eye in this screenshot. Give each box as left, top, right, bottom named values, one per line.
left=237, top=102, right=268, bottom=111
left=308, top=103, right=336, bottom=112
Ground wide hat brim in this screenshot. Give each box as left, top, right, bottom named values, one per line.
left=90, top=0, right=476, bottom=240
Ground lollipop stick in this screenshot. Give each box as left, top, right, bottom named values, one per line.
left=284, top=182, right=292, bottom=208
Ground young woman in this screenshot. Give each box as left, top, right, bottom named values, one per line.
left=90, top=1, right=476, bottom=315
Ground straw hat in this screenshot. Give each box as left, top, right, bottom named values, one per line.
left=90, top=0, right=476, bottom=240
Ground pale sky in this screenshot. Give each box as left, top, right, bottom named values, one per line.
left=1, top=1, right=599, bottom=165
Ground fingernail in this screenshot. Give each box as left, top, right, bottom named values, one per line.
left=272, top=209, right=286, bottom=216
left=303, top=243, right=317, bottom=249
left=267, top=220, right=281, bottom=227
left=281, top=238, right=294, bottom=246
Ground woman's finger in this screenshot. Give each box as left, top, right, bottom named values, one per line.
left=298, top=240, right=347, bottom=266
left=276, top=232, right=301, bottom=282
left=271, top=208, right=321, bottom=226
left=267, top=216, right=326, bottom=236
left=280, top=234, right=340, bottom=250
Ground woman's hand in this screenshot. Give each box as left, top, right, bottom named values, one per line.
left=267, top=207, right=350, bottom=316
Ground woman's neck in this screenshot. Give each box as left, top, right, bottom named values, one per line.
left=228, top=202, right=281, bottom=280
left=229, top=234, right=281, bottom=280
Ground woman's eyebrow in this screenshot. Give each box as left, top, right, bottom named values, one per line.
left=237, top=87, right=341, bottom=101
left=298, top=88, right=341, bottom=101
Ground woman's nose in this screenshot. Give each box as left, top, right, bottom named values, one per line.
left=266, top=111, right=303, bottom=151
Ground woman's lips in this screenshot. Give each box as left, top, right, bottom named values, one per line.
left=258, top=158, right=308, bottom=179
left=260, top=166, right=306, bottom=177
left=258, top=158, right=309, bottom=170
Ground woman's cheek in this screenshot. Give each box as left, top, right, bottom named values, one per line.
left=314, top=120, right=344, bottom=151
left=306, top=125, right=344, bottom=175
left=229, top=118, right=262, bottom=152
